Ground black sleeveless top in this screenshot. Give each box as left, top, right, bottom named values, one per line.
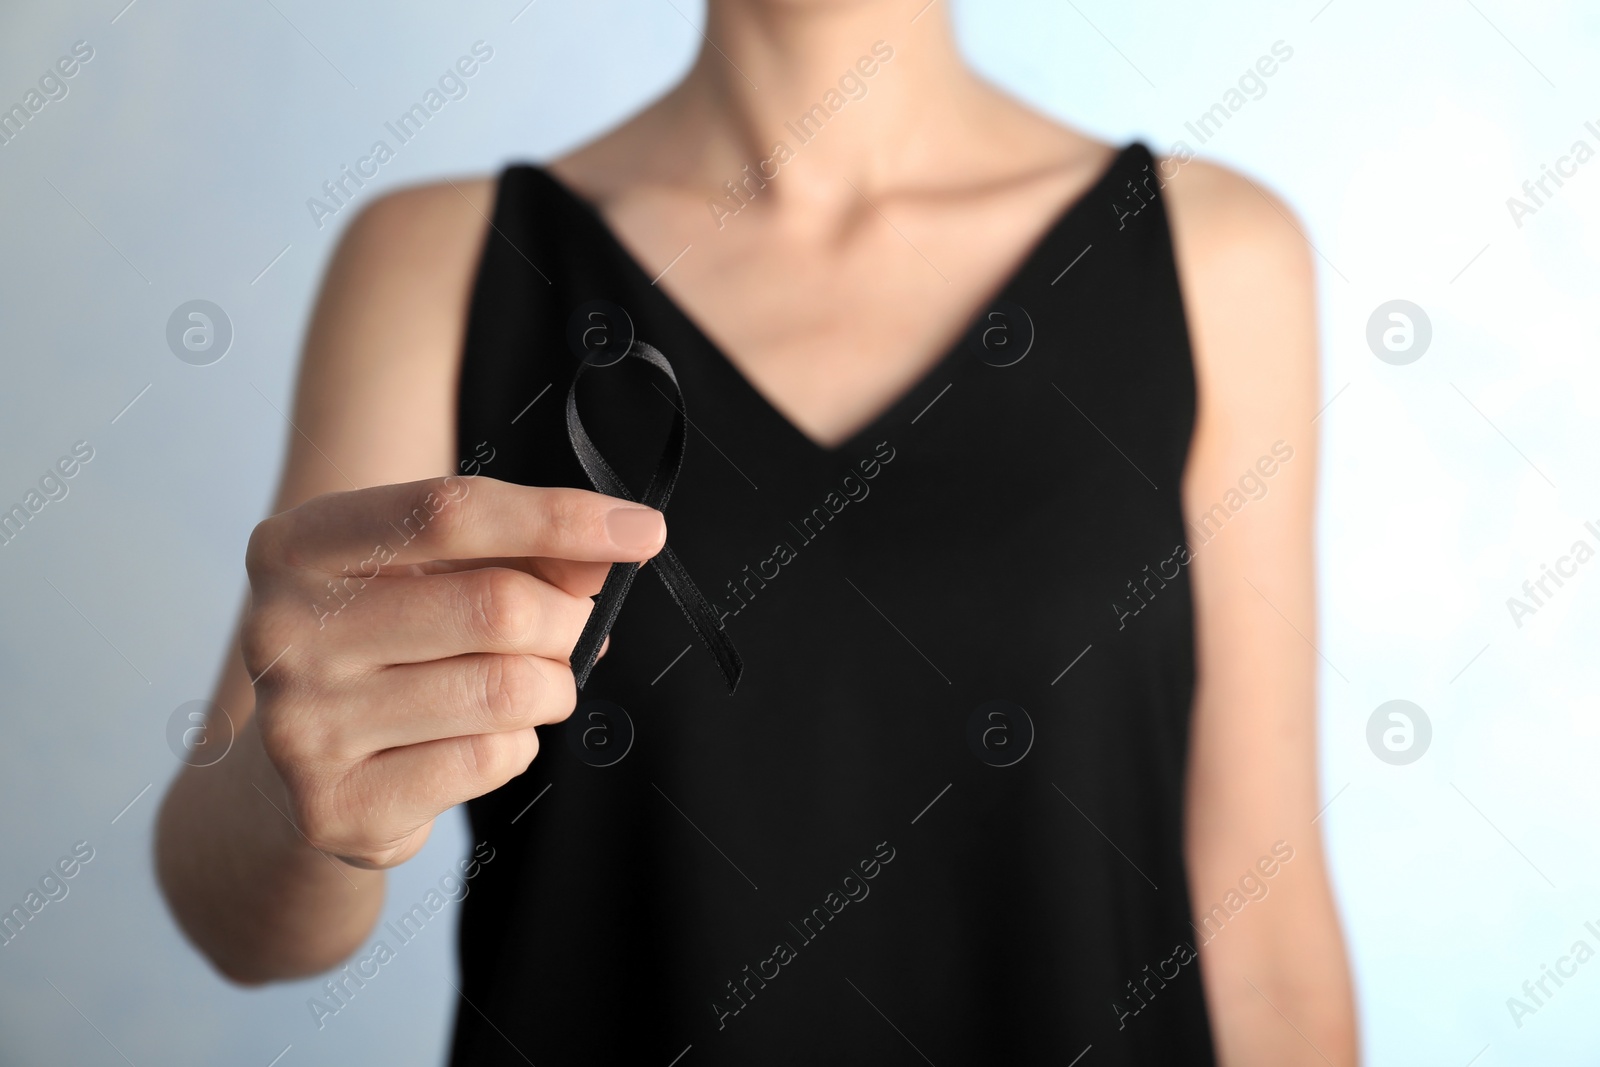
left=451, top=141, right=1215, bottom=1064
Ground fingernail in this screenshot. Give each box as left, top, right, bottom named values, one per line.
left=606, top=506, right=665, bottom=552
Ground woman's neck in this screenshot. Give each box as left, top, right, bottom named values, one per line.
left=653, top=0, right=992, bottom=208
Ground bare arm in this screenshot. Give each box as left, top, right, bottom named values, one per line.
left=1164, top=159, right=1360, bottom=1065
left=155, top=179, right=534, bottom=982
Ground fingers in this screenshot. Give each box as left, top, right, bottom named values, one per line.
left=313, top=567, right=597, bottom=665
left=294, top=729, right=544, bottom=866
left=368, top=729, right=541, bottom=837
left=259, top=644, right=574, bottom=865
left=416, top=555, right=614, bottom=599
left=319, top=653, right=576, bottom=755
left=253, top=476, right=665, bottom=575
left=238, top=474, right=644, bottom=871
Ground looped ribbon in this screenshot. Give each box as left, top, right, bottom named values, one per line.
left=564, top=340, right=743, bottom=694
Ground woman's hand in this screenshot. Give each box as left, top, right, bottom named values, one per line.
left=240, top=475, right=665, bottom=870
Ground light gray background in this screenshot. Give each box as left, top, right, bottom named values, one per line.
left=2, top=1, right=1597, bottom=1063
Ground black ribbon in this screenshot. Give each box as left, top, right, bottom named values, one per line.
left=565, top=340, right=743, bottom=694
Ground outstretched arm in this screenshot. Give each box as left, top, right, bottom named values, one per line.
left=155, top=182, right=494, bottom=981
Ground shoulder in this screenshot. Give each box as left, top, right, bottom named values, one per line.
left=308, top=174, right=500, bottom=357
left=304, top=171, right=501, bottom=392
left=327, top=175, right=498, bottom=285
left=273, top=174, right=500, bottom=506
left=1156, top=154, right=1314, bottom=301
left=1154, top=154, right=1319, bottom=421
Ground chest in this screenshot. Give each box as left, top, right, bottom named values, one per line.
left=594, top=183, right=1089, bottom=449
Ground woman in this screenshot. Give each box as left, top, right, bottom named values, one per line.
left=156, top=1, right=1359, bottom=1063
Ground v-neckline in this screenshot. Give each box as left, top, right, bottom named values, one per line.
left=530, top=142, right=1135, bottom=457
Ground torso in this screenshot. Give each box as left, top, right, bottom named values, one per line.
left=446, top=139, right=1217, bottom=1064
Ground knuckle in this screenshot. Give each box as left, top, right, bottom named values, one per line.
left=288, top=767, right=408, bottom=867
left=475, top=568, right=538, bottom=645
left=537, top=488, right=591, bottom=549
left=257, top=704, right=326, bottom=778
left=403, top=477, right=465, bottom=549
left=254, top=704, right=296, bottom=761
left=478, top=655, right=540, bottom=730
left=239, top=611, right=302, bottom=691
left=244, top=515, right=290, bottom=583
left=254, top=682, right=352, bottom=772
left=289, top=785, right=343, bottom=854
left=459, top=732, right=505, bottom=782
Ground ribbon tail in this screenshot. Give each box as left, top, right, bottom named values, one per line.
left=649, top=544, right=743, bottom=693
left=571, top=560, right=641, bottom=691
